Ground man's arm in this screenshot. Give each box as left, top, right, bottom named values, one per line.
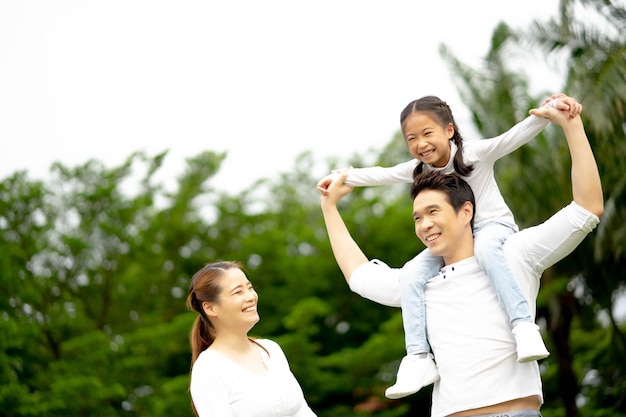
left=529, top=105, right=603, bottom=216
left=319, top=172, right=369, bottom=283
left=563, top=116, right=604, bottom=216
left=506, top=104, right=603, bottom=312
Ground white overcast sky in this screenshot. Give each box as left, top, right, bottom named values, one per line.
left=0, top=0, right=564, bottom=193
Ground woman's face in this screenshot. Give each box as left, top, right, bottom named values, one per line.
left=204, top=268, right=260, bottom=331
left=402, top=111, right=454, bottom=168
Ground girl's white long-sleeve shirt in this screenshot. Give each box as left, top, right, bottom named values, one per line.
left=190, top=339, right=316, bottom=417
left=343, top=115, right=550, bottom=230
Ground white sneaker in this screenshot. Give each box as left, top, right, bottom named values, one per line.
left=513, top=322, right=550, bottom=363
left=385, top=354, right=440, bottom=399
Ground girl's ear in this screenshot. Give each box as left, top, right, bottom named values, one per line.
left=447, top=122, right=455, bottom=139
left=203, top=301, right=218, bottom=317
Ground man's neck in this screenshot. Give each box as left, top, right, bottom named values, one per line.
left=442, top=238, right=475, bottom=266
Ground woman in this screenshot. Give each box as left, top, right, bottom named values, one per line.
left=187, top=261, right=316, bottom=417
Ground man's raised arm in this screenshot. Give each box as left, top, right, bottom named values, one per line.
left=319, top=172, right=370, bottom=284
left=506, top=103, right=604, bottom=310
left=530, top=104, right=603, bottom=217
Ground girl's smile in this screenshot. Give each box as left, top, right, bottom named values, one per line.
left=402, top=112, right=454, bottom=168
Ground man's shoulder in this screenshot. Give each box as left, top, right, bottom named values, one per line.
left=502, top=201, right=600, bottom=284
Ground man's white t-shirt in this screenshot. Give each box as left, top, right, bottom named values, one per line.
left=349, top=202, right=599, bottom=417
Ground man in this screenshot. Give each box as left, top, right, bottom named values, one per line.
left=319, top=104, right=603, bottom=417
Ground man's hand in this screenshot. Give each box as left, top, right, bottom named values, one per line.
left=320, top=170, right=353, bottom=207
left=530, top=102, right=581, bottom=127
left=317, top=172, right=339, bottom=195
left=541, top=93, right=583, bottom=119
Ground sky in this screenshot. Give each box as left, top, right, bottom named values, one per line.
left=0, top=0, right=564, bottom=193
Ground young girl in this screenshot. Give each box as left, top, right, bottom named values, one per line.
left=187, top=261, right=316, bottom=416
left=317, top=94, right=582, bottom=399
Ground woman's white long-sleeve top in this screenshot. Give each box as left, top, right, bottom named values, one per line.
left=190, top=339, right=316, bottom=417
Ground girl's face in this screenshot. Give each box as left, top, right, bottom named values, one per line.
left=204, top=268, right=260, bottom=331
left=402, top=112, right=454, bottom=168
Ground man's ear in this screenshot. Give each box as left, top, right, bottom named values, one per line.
left=462, top=201, right=474, bottom=225
left=203, top=301, right=218, bottom=317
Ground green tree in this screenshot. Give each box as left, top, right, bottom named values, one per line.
left=0, top=150, right=231, bottom=416
left=1, top=2, right=624, bottom=417
left=524, top=1, right=626, bottom=415
left=439, top=1, right=625, bottom=415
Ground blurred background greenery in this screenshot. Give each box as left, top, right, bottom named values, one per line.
left=1, top=0, right=625, bottom=416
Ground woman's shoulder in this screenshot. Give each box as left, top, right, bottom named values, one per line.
left=254, top=338, right=282, bottom=353
left=254, top=338, right=292, bottom=366
left=191, top=348, right=232, bottom=380
left=194, top=347, right=222, bottom=366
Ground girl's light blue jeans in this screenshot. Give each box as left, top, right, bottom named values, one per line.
left=400, top=221, right=533, bottom=354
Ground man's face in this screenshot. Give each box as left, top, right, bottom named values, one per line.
left=412, top=189, right=474, bottom=264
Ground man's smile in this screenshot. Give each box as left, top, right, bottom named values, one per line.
left=425, top=233, right=441, bottom=242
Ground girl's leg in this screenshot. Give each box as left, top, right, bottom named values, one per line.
left=385, top=249, right=442, bottom=399
left=474, top=223, right=531, bottom=326
left=400, top=248, right=443, bottom=354
left=474, top=222, right=549, bottom=362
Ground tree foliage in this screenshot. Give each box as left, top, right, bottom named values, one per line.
left=440, top=1, right=626, bottom=415
left=1, top=1, right=624, bottom=416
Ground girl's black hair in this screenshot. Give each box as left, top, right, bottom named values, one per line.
left=400, top=96, right=474, bottom=178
